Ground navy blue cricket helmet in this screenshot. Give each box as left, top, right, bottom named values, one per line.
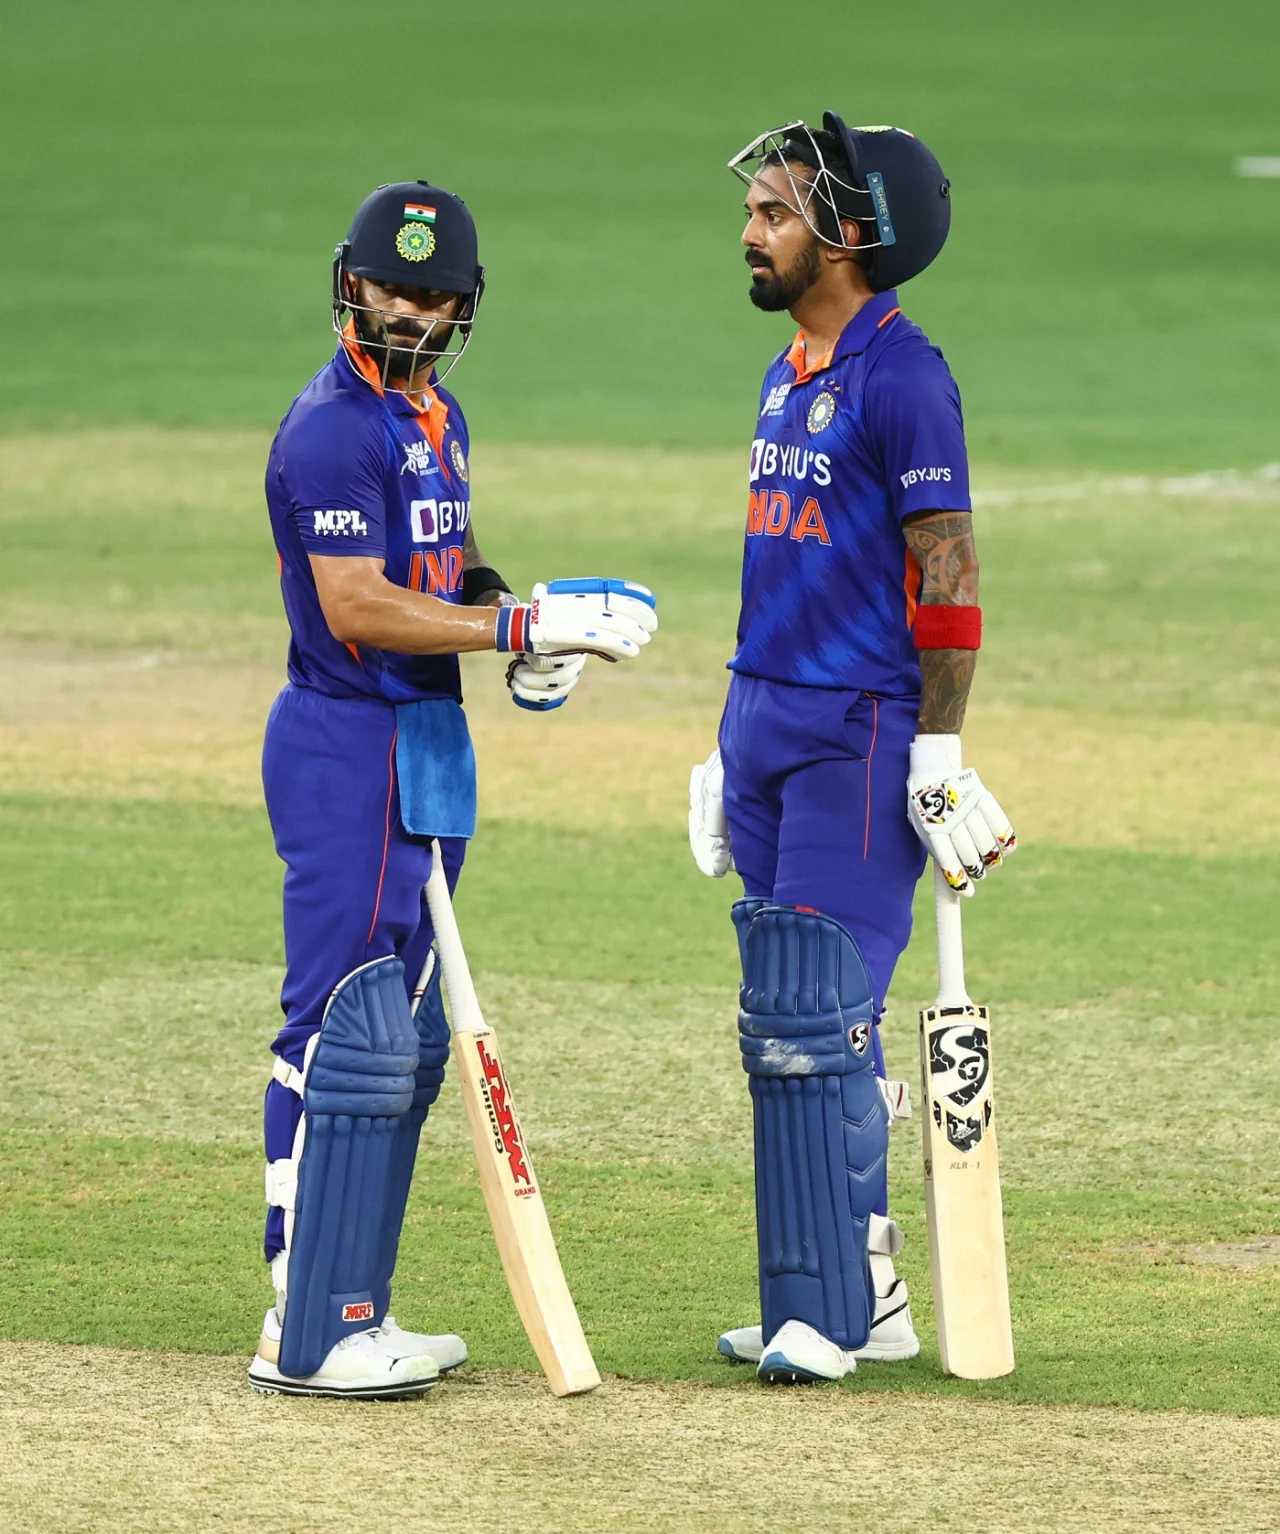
left=331, top=180, right=485, bottom=388
left=729, top=113, right=951, bottom=290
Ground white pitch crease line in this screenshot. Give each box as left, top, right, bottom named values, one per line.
left=1235, top=157, right=1280, bottom=178
left=972, top=464, right=1280, bottom=510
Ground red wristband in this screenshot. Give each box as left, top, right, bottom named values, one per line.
left=913, top=605, right=982, bottom=650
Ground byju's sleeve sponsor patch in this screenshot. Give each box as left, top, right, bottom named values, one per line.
left=867, top=347, right=972, bottom=523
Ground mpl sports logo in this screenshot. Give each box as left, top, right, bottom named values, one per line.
left=475, top=1037, right=537, bottom=1197
left=312, top=509, right=369, bottom=537
left=341, top=1301, right=375, bottom=1323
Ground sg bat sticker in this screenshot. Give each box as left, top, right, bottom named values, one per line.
left=923, top=1005, right=994, bottom=1154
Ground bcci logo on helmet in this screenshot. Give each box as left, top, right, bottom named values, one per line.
left=396, top=223, right=436, bottom=262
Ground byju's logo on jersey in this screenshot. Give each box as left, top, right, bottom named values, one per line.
left=410, top=497, right=471, bottom=544
left=899, top=466, right=953, bottom=489
left=761, top=382, right=792, bottom=417
left=312, top=509, right=369, bottom=537
left=401, top=439, right=438, bottom=477
left=749, top=439, right=832, bottom=487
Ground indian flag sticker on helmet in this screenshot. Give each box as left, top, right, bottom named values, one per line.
left=404, top=203, right=437, bottom=223
left=396, top=223, right=436, bottom=261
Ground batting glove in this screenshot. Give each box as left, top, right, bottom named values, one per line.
left=495, top=578, right=657, bottom=663
left=907, top=733, right=1016, bottom=896
left=689, top=747, right=734, bottom=877
left=506, top=651, right=588, bottom=711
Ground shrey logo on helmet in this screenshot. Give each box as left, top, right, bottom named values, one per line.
left=728, top=111, right=951, bottom=291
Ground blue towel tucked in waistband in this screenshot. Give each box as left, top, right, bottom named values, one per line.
left=394, top=698, right=477, bottom=840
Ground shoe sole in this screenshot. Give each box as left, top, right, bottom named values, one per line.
left=248, top=1369, right=438, bottom=1400
left=757, top=1354, right=847, bottom=1384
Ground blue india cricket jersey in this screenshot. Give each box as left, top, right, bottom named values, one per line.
left=266, top=336, right=473, bottom=704
left=731, top=288, right=972, bottom=696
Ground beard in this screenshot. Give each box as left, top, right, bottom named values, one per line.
left=747, top=237, right=822, bottom=311
left=353, top=307, right=452, bottom=380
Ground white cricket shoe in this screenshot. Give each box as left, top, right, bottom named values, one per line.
left=379, top=1314, right=468, bottom=1372
left=248, top=1307, right=439, bottom=1399
left=757, top=1320, right=857, bottom=1383
left=718, top=1214, right=921, bottom=1366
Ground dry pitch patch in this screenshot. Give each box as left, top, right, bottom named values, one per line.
left=3, top=1343, right=1277, bottom=1534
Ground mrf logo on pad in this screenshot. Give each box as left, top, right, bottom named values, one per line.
left=341, top=1301, right=375, bottom=1323
left=474, top=1037, right=536, bottom=1196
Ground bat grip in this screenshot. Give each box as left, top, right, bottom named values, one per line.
left=933, top=862, right=972, bottom=1008
left=423, top=839, right=488, bottom=1035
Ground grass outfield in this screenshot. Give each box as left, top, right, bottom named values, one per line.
left=3, top=2, right=1279, bottom=467
left=1, top=429, right=1278, bottom=1455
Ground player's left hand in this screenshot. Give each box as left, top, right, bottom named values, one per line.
left=506, top=651, right=587, bottom=711
left=907, top=733, right=1016, bottom=896
left=689, top=747, right=735, bottom=877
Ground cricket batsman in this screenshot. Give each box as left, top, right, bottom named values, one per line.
left=688, top=116, right=1015, bottom=1382
left=248, top=180, right=657, bottom=1399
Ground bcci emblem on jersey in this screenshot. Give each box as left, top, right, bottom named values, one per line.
left=806, top=392, right=837, bottom=434
left=450, top=439, right=469, bottom=482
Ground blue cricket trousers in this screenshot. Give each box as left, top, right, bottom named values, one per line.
left=718, top=673, right=927, bottom=1024
left=259, top=683, right=465, bottom=1261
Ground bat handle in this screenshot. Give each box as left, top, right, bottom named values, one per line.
left=423, top=839, right=488, bottom=1035
left=932, top=862, right=972, bottom=1008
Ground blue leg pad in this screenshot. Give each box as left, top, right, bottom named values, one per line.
left=376, top=958, right=452, bottom=1296
left=738, top=905, right=888, bottom=1351
left=731, top=896, right=770, bottom=971
left=278, top=956, right=419, bottom=1381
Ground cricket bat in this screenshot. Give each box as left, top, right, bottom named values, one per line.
left=920, top=863, right=1015, bottom=1379
left=420, top=842, right=601, bottom=1397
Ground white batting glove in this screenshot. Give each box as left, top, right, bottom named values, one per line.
left=506, top=651, right=588, bottom=712
left=527, top=578, right=657, bottom=663
left=907, top=733, right=1016, bottom=896
left=689, top=747, right=734, bottom=877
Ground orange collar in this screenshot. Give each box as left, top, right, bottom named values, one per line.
left=784, top=331, right=837, bottom=386
left=785, top=300, right=904, bottom=384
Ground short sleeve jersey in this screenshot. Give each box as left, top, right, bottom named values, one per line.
left=265, top=341, right=473, bottom=704
left=730, top=288, right=971, bottom=697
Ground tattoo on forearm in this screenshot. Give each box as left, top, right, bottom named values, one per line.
left=903, top=510, right=980, bottom=735
left=917, top=649, right=976, bottom=733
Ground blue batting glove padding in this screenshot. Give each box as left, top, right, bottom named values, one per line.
left=512, top=692, right=567, bottom=712
left=544, top=577, right=657, bottom=609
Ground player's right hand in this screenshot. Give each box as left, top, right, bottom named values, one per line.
left=689, top=747, right=735, bottom=877
left=506, top=651, right=588, bottom=711
left=527, top=578, right=657, bottom=663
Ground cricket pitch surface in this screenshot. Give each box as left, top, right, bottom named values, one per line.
left=4, top=1341, right=1278, bottom=1534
